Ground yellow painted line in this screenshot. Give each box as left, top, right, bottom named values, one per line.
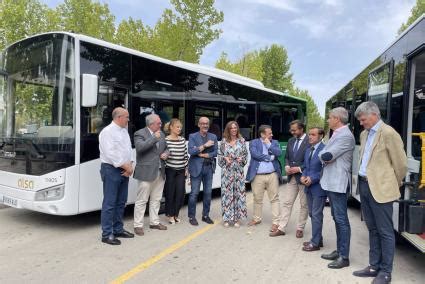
left=111, top=220, right=219, bottom=284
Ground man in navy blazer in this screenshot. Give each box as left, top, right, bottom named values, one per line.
left=187, top=117, right=218, bottom=226
left=246, top=125, right=282, bottom=232
left=300, top=127, right=327, bottom=251
left=270, top=120, right=309, bottom=237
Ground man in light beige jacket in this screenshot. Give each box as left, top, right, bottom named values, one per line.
left=353, top=101, right=407, bottom=284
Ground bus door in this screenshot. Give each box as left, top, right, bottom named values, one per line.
left=78, top=84, right=128, bottom=213
left=404, top=50, right=425, bottom=251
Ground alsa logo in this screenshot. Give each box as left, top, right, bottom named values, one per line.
left=17, top=178, right=35, bottom=190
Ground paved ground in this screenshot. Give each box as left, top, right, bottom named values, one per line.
left=0, top=186, right=424, bottom=284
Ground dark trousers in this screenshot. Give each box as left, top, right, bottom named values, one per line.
left=306, top=192, right=326, bottom=247
left=359, top=178, right=395, bottom=275
left=188, top=164, right=213, bottom=218
left=164, top=167, right=186, bottom=217
left=327, top=191, right=351, bottom=259
left=100, top=163, right=129, bottom=238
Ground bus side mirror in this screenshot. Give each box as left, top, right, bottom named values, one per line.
left=81, top=74, right=98, bottom=107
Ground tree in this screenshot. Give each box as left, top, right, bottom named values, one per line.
left=56, top=0, right=116, bottom=41
left=150, top=0, right=224, bottom=62
left=115, top=17, right=153, bottom=52
left=398, top=0, right=425, bottom=34
left=261, top=44, right=293, bottom=93
left=290, top=88, right=324, bottom=128
left=0, top=0, right=55, bottom=50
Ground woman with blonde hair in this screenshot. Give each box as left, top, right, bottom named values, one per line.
left=163, top=118, right=188, bottom=224
left=218, top=121, right=248, bottom=227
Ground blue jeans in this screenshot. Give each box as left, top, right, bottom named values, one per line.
left=188, top=164, right=213, bottom=218
left=306, top=193, right=326, bottom=247
left=327, top=191, right=351, bottom=259
left=100, top=163, right=129, bottom=238
left=359, top=178, right=395, bottom=275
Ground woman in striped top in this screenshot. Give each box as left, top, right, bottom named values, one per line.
left=164, top=118, right=188, bottom=224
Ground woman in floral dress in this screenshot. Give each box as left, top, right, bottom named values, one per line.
left=218, top=121, right=248, bottom=227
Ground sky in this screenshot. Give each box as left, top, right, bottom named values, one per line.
left=44, top=0, right=417, bottom=116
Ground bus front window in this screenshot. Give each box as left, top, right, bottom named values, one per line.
left=0, top=34, right=75, bottom=175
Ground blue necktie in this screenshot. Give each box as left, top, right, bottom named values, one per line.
left=294, top=138, right=301, bottom=154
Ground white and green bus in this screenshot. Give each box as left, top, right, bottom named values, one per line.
left=0, top=32, right=306, bottom=215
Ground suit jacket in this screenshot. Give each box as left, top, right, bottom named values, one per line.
left=246, top=138, right=282, bottom=183
left=188, top=132, right=218, bottom=178
left=285, top=135, right=309, bottom=183
left=359, top=122, right=407, bottom=203
left=133, top=127, right=167, bottom=182
left=319, top=125, right=355, bottom=193
left=302, top=142, right=326, bottom=197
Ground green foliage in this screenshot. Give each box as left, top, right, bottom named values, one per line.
left=0, top=0, right=53, bottom=50
left=56, top=0, right=116, bottom=41
left=261, top=44, right=293, bottom=93
left=398, top=0, right=425, bottom=34
left=115, top=17, right=152, bottom=52
left=149, top=0, right=224, bottom=62
left=290, top=88, right=324, bottom=129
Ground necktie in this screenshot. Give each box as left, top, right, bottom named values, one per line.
left=293, top=138, right=301, bottom=153
left=309, top=146, right=315, bottom=161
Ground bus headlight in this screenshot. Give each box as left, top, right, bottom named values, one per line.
left=35, top=185, right=64, bottom=201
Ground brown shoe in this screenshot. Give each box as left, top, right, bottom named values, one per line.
left=302, top=243, right=320, bottom=251
left=149, top=223, right=167, bottom=230
left=296, top=229, right=303, bottom=238
left=247, top=220, right=261, bottom=226
left=270, top=224, right=279, bottom=232
left=269, top=229, right=285, bottom=237
left=134, top=227, right=144, bottom=236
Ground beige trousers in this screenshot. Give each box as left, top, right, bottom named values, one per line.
left=278, top=176, right=308, bottom=232
left=134, top=173, right=165, bottom=228
left=251, top=173, right=280, bottom=224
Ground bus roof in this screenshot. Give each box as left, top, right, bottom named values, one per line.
left=4, top=31, right=305, bottom=102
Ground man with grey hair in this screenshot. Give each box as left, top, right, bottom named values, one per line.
left=133, top=113, right=169, bottom=236
left=352, top=101, right=407, bottom=284
left=99, top=107, right=134, bottom=245
left=319, top=107, right=355, bottom=269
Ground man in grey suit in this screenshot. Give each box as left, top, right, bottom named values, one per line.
left=133, top=114, right=169, bottom=236
left=319, top=107, right=355, bottom=269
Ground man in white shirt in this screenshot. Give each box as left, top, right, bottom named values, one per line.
left=99, top=107, right=134, bottom=245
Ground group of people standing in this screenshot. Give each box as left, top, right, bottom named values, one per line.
left=98, top=100, right=407, bottom=284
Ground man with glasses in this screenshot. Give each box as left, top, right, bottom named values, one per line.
left=187, top=117, right=218, bottom=226
left=99, top=107, right=134, bottom=245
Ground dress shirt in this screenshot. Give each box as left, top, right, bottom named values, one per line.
left=99, top=121, right=132, bottom=168
left=257, top=141, right=275, bottom=174
left=359, top=120, right=383, bottom=177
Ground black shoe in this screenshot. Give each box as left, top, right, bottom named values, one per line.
left=321, top=250, right=339, bottom=260
left=101, top=235, right=121, bottom=245
left=189, top=218, right=199, bottom=226
left=328, top=256, right=350, bottom=269
left=115, top=230, right=134, bottom=238
left=353, top=266, right=379, bottom=278
left=202, top=216, right=214, bottom=224
left=372, top=273, right=391, bottom=284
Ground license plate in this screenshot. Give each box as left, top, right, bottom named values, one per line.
left=2, top=196, right=18, bottom=208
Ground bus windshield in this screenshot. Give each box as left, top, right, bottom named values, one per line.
left=0, top=34, right=75, bottom=175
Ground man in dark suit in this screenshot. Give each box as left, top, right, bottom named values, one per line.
left=246, top=125, right=282, bottom=232
left=270, top=120, right=309, bottom=237
left=133, top=114, right=169, bottom=236
left=187, top=117, right=218, bottom=226
left=300, top=127, right=326, bottom=251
